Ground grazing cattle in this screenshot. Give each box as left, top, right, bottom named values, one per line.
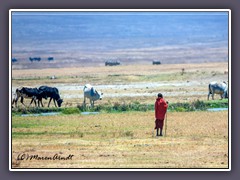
left=208, top=81, right=228, bottom=100
left=105, top=61, right=120, bottom=66
left=12, top=87, right=47, bottom=107
left=38, top=86, right=63, bottom=107
left=12, top=58, right=17, bottom=63
left=29, top=57, right=41, bottom=62
left=83, top=84, right=103, bottom=107
left=50, top=75, right=56, bottom=80
left=152, top=60, right=161, bottom=65
left=48, top=57, right=54, bottom=61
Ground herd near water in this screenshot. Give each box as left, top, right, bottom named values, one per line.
left=12, top=84, right=102, bottom=108
left=12, top=81, right=228, bottom=109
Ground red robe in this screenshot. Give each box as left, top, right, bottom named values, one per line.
left=155, top=97, right=168, bottom=129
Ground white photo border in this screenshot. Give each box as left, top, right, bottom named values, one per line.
left=9, top=9, right=231, bottom=171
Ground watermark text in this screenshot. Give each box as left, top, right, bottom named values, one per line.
left=17, top=153, right=74, bottom=161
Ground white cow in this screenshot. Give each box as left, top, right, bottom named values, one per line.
left=208, top=81, right=228, bottom=100
left=83, top=84, right=103, bottom=107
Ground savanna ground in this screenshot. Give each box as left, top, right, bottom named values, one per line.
left=12, top=62, right=228, bottom=105
left=11, top=62, right=229, bottom=169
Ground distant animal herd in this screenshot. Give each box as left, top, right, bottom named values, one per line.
left=12, top=81, right=228, bottom=109
left=12, top=57, right=54, bottom=63
left=12, top=58, right=162, bottom=66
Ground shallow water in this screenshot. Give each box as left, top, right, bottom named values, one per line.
left=21, top=112, right=61, bottom=117
left=56, top=81, right=204, bottom=99
left=20, top=111, right=100, bottom=116
left=207, top=108, right=228, bottom=112
left=57, top=81, right=200, bottom=91
left=19, top=108, right=227, bottom=117
left=81, top=112, right=100, bottom=115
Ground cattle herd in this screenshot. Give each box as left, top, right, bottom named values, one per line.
left=12, top=81, right=228, bottom=109
left=105, top=61, right=121, bottom=66
left=12, top=84, right=103, bottom=108
left=12, top=86, right=63, bottom=108
left=152, top=60, right=161, bottom=65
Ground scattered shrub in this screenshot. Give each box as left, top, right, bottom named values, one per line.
left=174, top=107, right=187, bottom=112
left=124, top=131, right=134, bottom=137
left=62, top=107, right=80, bottom=114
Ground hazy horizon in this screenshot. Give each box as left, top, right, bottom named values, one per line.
left=11, top=10, right=229, bottom=69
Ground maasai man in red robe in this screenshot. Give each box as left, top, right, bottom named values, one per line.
left=155, top=93, right=168, bottom=136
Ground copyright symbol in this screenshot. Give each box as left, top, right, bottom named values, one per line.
left=17, top=153, right=28, bottom=160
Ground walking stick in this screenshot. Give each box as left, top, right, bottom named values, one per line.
left=152, top=128, right=155, bottom=137
left=165, top=112, right=167, bottom=137
left=152, top=118, right=155, bottom=137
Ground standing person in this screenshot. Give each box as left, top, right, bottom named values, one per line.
left=155, top=93, right=168, bottom=136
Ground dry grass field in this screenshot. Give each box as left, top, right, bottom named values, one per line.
left=12, top=111, right=228, bottom=169
left=11, top=62, right=229, bottom=169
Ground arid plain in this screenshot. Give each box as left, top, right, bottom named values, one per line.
left=11, top=62, right=229, bottom=169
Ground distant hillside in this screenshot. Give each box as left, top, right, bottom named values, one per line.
left=11, top=40, right=228, bottom=69
left=11, top=11, right=229, bottom=69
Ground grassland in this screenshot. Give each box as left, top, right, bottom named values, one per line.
left=12, top=111, right=228, bottom=169
left=11, top=62, right=229, bottom=169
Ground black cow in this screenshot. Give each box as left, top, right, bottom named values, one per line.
left=152, top=60, right=161, bottom=65
left=38, top=86, right=63, bottom=107
left=48, top=57, right=54, bottom=61
left=29, top=57, right=41, bottom=62
left=12, top=87, right=47, bottom=107
left=12, top=58, right=18, bottom=63
left=105, top=61, right=121, bottom=66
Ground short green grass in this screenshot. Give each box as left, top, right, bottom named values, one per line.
left=12, top=99, right=228, bottom=115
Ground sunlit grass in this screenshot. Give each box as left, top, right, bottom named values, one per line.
left=11, top=111, right=228, bottom=168
left=11, top=63, right=229, bottom=168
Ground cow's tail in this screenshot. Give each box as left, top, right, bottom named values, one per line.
left=208, top=84, right=212, bottom=94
